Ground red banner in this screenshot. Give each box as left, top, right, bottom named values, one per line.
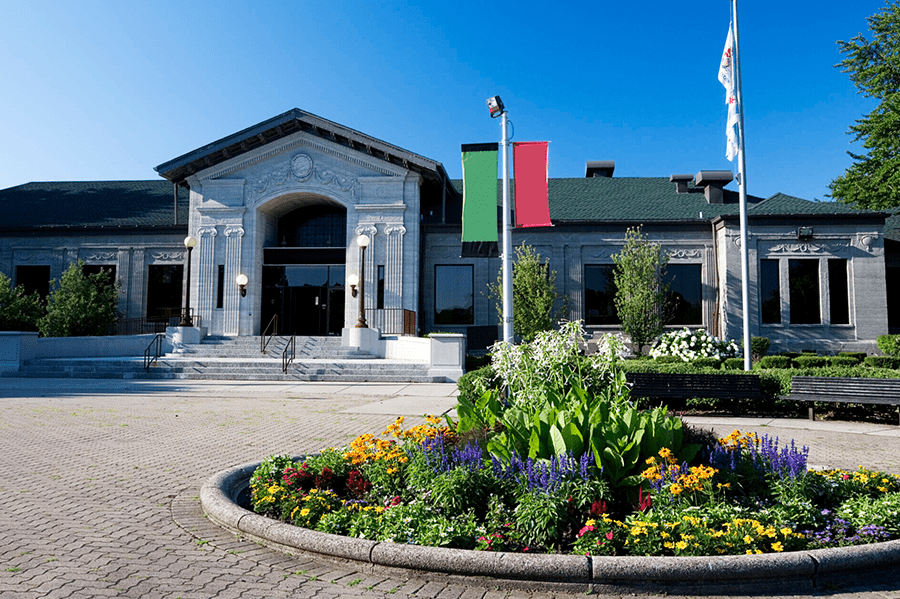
left=513, top=142, right=551, bottom=228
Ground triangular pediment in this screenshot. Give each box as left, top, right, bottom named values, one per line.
left=154, top=108, right=449, bottom=186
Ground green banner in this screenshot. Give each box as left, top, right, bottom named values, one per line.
left=461, top=143, right=498, bottom=242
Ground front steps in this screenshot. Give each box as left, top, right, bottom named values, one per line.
left=6, top=336, right=448, bottom=382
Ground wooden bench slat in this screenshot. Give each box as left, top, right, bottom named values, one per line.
left=787, top=376, right=900, bottom=425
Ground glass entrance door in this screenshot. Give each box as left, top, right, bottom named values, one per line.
left=262, top=265, right=345, bottom=335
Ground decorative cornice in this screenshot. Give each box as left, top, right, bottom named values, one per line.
left=150, top=251, right=185, bottom=262
left=768, top=241, right=849, bottom=255
left=81, top=251, right=118, bottom=262
left=667, top=248, right=703, bottom=260
left=356, top=203, right=407, bottom=212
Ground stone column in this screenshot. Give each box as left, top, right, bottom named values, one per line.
left=223, top=226, right=244, bottom=336
left=131, top=249, right=146, bottom=318
left=197, top=227, right=218, bottom=330
left=385, top=225, right=406, bottom=332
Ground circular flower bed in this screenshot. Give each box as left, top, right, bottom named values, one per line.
left=250, top=323, right=900, bottom=557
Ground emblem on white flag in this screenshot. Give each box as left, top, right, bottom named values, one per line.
left=718, top=24, right=740, bottom=161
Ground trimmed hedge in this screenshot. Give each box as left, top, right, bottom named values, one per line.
left=759, top=355, right=791, bottom=369
left=877, top=334, right=900, bottom=357
left=837, top=351, right=867, bottom=364
left=692, top=357, right=722, bottom=369
left=865, top=356, right=900, bottom=369
left=794, top=355, right=830, bottom=368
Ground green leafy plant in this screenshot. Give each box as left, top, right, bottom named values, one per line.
left=650, top=328, right=739, bottom=362
left=488, top=244, right=567, bottom=342
left=612, top=227, right=670, bottom=356
left=0, top=273, right=44, bottom=332
left=758, top=356, right=791, bottom=369
left=877, top=335, right=900, bottom=357
left=750, top=337, right=771, bottom=361
left=37, top=261, right=119, bottom=337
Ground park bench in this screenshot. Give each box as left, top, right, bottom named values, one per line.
left=787, top=376, right=900, bottom=425
left=625, top=372, right=764, bottom=402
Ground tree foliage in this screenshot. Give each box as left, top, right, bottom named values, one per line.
left=0, top=273, right=44, bottom=332
left=38, top=261, right=119, bottom=337
left=489, top=244, right=567, bottom=342
left=612, top=227, right=670, bottom=356
left=829, top=2, right=900, bottom=209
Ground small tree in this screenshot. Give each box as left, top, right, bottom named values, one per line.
left=0, top=273, right=44, bottom=332
left=612, top=227, right=670, bottom=356
left=489, top=244, right=567, bottom=342
left=38, top=261, right=119, bottom=337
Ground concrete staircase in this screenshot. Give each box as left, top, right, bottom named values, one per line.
left=8, top=336, right=448, bottom=382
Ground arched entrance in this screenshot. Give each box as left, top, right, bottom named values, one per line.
left=261, top=203, right=347, bottom=336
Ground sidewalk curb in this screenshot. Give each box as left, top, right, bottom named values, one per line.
left=201, top=461, right=900, bottom=595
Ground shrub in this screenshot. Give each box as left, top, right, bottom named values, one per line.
left=750, top=337, right=771, bottom=361
left=865, top=356, right=900, bottom=369
left=38, top=261, right=118, bottom=337
left=653, top=355, right=683, bottom=364
left=457, top=365, right=496, bottom=403
left=650, top=327, right=739, bottom=362
left=781, top=352, right=801, bottom=360
left=794, top=355, right=830, bottom=368
left=722, top=358, right=744, bottom=370
left=838, top=352, right=867, bottom=364
left=759, top=355, right=792, bottom=369
left=877, top=335, right=900, bottom=357
left=693, top=357, right=722, bottom=369
left=831, top=357, right=861, bottom=368
left=0, top=273, right=43, bottom=332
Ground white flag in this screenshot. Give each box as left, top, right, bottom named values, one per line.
left=718, top=24, right=740, bottom=161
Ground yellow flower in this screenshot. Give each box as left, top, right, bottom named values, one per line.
left=675, top=541, right=688, bottom=550
left=771, top=542, right=784, bottom=552
left=743, top=535, right=753, bottom=544
left=300, top=508, right=310, bottom=517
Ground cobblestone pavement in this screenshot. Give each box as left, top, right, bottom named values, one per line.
left=1, top=378, right=899, bottom=599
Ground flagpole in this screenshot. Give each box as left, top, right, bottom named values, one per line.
left=731, top=0, right=752, bottom=371
left=500, top=109, right=514, bottom=345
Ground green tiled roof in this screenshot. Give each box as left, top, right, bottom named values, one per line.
left=0, top=181, right=188, bottom=231
left=451, top=177, right=881, bottom=222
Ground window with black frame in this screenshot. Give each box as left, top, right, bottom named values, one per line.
left=434, top=265, right=473, bottom=325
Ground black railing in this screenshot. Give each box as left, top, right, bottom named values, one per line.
left=261, top=315, right=278, bottom=353
left=143, top=333, right=164, bottom=371
left=365, top=309, right=416, bottom=335
left=109, top=308, right=200, bottom=336
left=282, top=335, right=296, bottom=373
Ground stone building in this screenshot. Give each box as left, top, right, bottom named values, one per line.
left=0, top=108, right=895, bottom=353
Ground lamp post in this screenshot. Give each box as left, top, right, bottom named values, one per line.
left=487, top=95, right=514, bottom=345
left=355, top=234, right=370, bottom=328
left=179, top=236, right=197, bottom=326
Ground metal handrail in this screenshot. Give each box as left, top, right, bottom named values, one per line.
left=282, top=335, right=295, bottom=373
left=143, top=333, right=164, bottom=371
left=261, top=315, right=278, bottom=353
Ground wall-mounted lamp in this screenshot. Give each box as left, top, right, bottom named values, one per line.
left=347, top=273, right=359, bottom=298
left=798, top=227, right=814, bottom=240
left=236, top=273, right=248, bottom=297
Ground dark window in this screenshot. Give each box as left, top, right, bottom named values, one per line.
left=828, top=259, right=849, bottom=325
left=277, top=205, right=347, bottom=248
left=15, top=265, right=50, bottom=299
left=789, top=259, right=820, bottom=324
left=217, top=265, right=225, bottom=309
left=760, top=259, right=781, bottom=324
left=434, top=265, right=473, bottom=325
left=584, top=265, right=619, bottom=325
left=665, top=264, right=702, bottom=325
left=377, top=265, right=385, bottom=310
left=146, top=265, right=183, bottom=319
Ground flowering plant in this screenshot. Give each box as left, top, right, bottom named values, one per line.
left=650, top=327, right=739, bottom=362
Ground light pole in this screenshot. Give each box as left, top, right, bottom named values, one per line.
left=355, top=234, right=370, bottom=328
left=487, top=95, right=514, bottom=344
left=179, top=235, right=197, bottom=326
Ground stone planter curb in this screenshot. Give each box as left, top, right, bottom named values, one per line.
left=201, top=461, right=900, bottom=594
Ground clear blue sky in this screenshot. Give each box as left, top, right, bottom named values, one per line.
left=0, top=0, right=888, bottom=202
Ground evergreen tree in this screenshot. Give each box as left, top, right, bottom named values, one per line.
left=612, top=227, right=670, bottom=356
left=829, top=2, right=900, bottom=209
left=38, top=262, right=119, bottom=337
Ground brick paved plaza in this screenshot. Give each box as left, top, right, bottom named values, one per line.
left=1, top=378, right=899, bottom=599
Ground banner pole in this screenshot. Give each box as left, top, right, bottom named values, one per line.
left=501, top=109, right=514, bottom=345
left=732, top=0, right=752, bottom=370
